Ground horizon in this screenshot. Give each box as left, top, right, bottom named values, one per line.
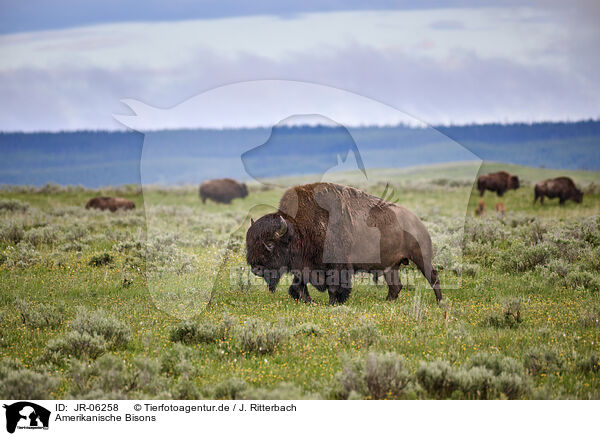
left=1, top=118, right=599, bottom=135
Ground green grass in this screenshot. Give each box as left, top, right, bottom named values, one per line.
left=1, top=161, right=599, bottom=399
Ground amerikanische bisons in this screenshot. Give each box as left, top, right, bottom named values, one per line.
left=477, top=171, right=520, bottom=197
left=85, top=197, right=135, bottom=212
left=199, top=178, right=248, bottom=204
left=246, top=183, right=442, bottom=305
left=534, top=177, right=583, bottom=205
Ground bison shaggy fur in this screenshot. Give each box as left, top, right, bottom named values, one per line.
left=534, top=177, right=583, bottom=205
left=246, top=182, right=442, bottom=305
left=477, top=171, right=520, bottom=197
left=85, top=197, right=135, bottom=212
left=199, top=178, right=248, bottom=204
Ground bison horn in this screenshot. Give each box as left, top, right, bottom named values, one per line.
left=250, top=218, right=255, bottom=225
left=274, top=216, right=288, bottom=239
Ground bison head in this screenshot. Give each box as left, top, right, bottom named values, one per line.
left=241, top=183, right=249, bottom=198
left=574, top=188, right=584, bottom=203
left=246, top=214, right=293, bottom=292
left=510, top=175, right=520, bottom=190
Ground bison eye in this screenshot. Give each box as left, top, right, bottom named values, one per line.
left=264, top=241, right=275, bottom=252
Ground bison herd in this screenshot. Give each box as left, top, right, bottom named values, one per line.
left=80, top=172, right=586, bottom=305
left=476, top=171, right=583, bottom=216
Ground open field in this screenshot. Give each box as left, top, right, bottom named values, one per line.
left=1, top=161, right=599, bottom=399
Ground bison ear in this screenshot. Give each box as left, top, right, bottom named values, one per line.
left=250, top=218, right=255, bottom=225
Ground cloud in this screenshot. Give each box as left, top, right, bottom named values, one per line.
left=0, top=7, right=598, bottom=130
left=1, top=43, right=597, bottom=131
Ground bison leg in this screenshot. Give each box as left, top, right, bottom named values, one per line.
left=289, top=275, right=312, bottom=303
left=559, top=196, right=566, bottom=205
left=328, top=285, right=351, bottom=305
left=384, top=269, right=402, bottom=301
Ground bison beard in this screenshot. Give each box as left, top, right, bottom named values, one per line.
left=246, top=183, right=442, bottom=305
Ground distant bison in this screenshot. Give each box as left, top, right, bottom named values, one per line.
left=246, top=182, right=442, bottom=305
left=199, top=178, right=248, bottom=204
left=534, top=177, right=583, bottom=205
left=85, top=197, right=135, bottom=212
left=477, top=171, right=520, bottom=197
left=495, top=202, right=506, bottom=217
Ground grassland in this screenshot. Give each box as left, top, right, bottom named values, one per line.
left=1, top=162, right=599, bottom=400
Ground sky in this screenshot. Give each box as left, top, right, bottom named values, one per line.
left=0, top=0, right=599, bottom=131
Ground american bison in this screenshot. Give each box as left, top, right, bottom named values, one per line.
left=246, top=182, right=442, bottom=305
left=495, top=202, right=506, bottom=217
left=199, top=178, right=248, bottom=204
left=477, top=171, right=520, bottom=197
left=85, top=197, right=135, bottom=212
left=475, top=199, right=486, bottom=216
left=534, top=177, right=583, bottom=205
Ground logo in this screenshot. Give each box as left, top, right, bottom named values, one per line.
left=3, top=402, right=50, bottom=434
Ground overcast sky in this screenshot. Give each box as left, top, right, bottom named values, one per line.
left=0, top=0, right=598, bottom=131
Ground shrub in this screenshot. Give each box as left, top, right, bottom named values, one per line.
left=461, top=263, right=480, bottom=278
left=128, top=357, right=169, bottom=396
left=482, top=298, right=523, bottom=329
left=16, top=299, right=65, bottom=328
left=523, top=347, right=564, bottom=376
left=212, top=377, right=248, bottom=399
left=565, top=270, right=600, bottom=292
left=24, top=225, right=60, bottom=246
left=240, top=382, right=321, bottom=400
left=2, top=241, right=40, bottom=268
left=333, top=352, right=412, bottom=400
left=576, top=353, right=600, bottom=373
left=0, top=222, right=24, bottom=244
left=339, top=322, right=379, bottom=347
left=169, top=316, right=232, bottom=345
left=171, top=375, right=202, bottom=400
left=466, top=353, right=531, bottom=399
left=499, top=242, right=556, bottom=273
left=69, top=355, right=171, bottom=399
left=70, top=308, right=131, bottom=348
left=238, top=318, right=289, bottom=354
left=160, top=343, right=195, bottom=377
left=545, top=258, right=570, bottom=278
left=579, top=304, right=600, bottom=328
left=416, top=354, right=531, bottom=400
left=0, top=362, right=58, bottom=399
left=44, top=331, right=107, bottom=360
left=294, top=323, right=325, bottom=337
left=88, top=252, right=113, bottom=267
left=0, top=199, right=29, bottom=212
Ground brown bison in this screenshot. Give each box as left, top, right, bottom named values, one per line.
left=477, top=171, right=520, bottom=197
left=534, top=177, right=583, bottom=205
left=246, top=182, right=442, bottom=305
left=199, top=178, right=248, bottom=204
left=85, top=197, right=135, bottom=212
left=495, top=202, right=506, bottom=217
left=475, top=199, right=486, bottom=216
